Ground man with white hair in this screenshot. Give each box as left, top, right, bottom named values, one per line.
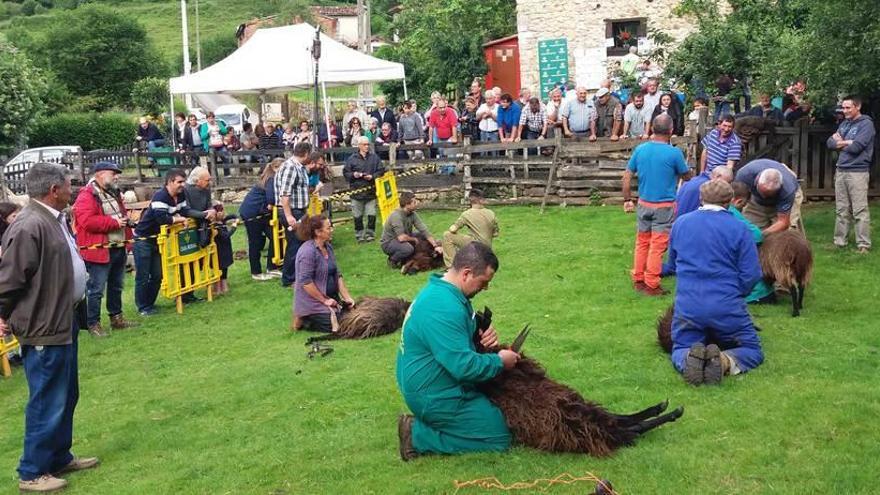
left=734, top=159, right=802, bottom=234
left=476, top=91, right=500, bottom=153
left=675, top=165, right=734, bottom=219
left=561, top=86, right=596, bottom=139
left=343, top=136, right=385, bottom=242
left=667, top=179, right=764, bottom=386
left=370, top=95, right=397, bottom=130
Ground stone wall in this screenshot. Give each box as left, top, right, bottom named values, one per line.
left=516, top=0, right=701, bottom=94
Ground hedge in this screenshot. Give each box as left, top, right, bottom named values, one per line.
left=29, top=112, right=139, bottom=150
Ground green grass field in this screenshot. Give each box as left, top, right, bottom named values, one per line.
left=1, top=203, right=879, bottom=494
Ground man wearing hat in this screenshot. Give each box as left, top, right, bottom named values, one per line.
left=666, top=180, right=764, bottom=386
left=73, top=161, right=137, bottom=337
left=592, top=88, right=623, bottom=140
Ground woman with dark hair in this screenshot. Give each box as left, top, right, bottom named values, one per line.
left=240, top=158, right=283, bottom=280
left=292, top=215, right=356, bottom=332
left=649, top=93, right=685, bottom=136
left=344, top=117, right=366, bottom=147
left=0, top=202, right=21, bottom=258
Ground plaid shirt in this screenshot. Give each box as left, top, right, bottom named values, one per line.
left=274, top=157, right=310, bottom=209
left=519, top=107, right=548, bottom=133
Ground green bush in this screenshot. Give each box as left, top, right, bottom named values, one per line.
left=29, top=112, right=139, bottom=150
left=130, top=76, right=168, bottom=116
left=20, top=0, right=37, bottom=15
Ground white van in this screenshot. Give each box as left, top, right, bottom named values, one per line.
left=3, top=146, right=81, bottom=194
left=212, top=104, right=260, bottom=134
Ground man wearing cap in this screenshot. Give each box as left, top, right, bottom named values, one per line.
left=592, top=88, right=623, bottom=140
left=73, top=161, right=137, bottom=337
left=667, top=180, right=764, bottom=386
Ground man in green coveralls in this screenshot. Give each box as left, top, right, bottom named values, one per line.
left=395, top=242, right=520, bottom=461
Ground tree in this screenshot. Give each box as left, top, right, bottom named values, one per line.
left=0, top=42, right=47, bottom=154
left=175, top=32, right=238, bottom=73
left=36, top=5, right=165, bottom=107
left=130, top=77, right=168, bottom=117
left=378, top=0, right=516, bottom=104
left=665, top=0, right=880, bottom=105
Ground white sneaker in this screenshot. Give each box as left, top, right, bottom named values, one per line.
left=252, top=273, right=273, bottom=281
left=19, top=475, right=68, bottom=492
left=266, top=270, right=283, bottom=278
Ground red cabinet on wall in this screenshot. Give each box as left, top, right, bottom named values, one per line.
left=483, top=35, right=520, bottom=96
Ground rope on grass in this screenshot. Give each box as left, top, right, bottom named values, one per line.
left=452, top=472, right=618, bottom=494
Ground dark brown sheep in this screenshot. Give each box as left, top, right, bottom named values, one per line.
left=305, top=297, right=410, bottom=344
left=759, top=230, right=813, bottom=317
left=475, top=313, right=683, bottom=456
left=657, top=306, right=674, bottom=354
left=401, top=237, right=444, bottom=275
left=734, top=115, right=775, bottom=144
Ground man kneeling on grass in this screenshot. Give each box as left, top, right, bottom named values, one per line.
left=667, top=180, right=764, bottom=385
left=380, top=191, right=442, bottom=268
left=395, top=242, right=519, bottom=460
left=441, top=188, right=499, bottom=268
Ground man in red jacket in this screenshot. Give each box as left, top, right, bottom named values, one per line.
left=73, top=161, right=136, bottom=337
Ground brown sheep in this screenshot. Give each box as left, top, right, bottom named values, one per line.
left=657, top=306, right=674, bottom=354
left=475, top=311, right=684, bottom=456
left=734, top=115, right=775, bottom=144
left=401, top=237, right=444, bottom=275
left=305, top=297, right=410, bottom=344
left=759, top=230, right=813, bottom=317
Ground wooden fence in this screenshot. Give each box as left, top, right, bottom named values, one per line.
left=3, top=121, right=877, bottom=204
left=740, top=124, right=880, bottom=199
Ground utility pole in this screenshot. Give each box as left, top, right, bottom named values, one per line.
left=357, top=0, right=373, bottom=100
left=195, top=0, right=202, bottom=71
left=180, top=0, right=193, bottom=109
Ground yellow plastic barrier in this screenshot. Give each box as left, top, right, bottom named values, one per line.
left=1, top=336, right=20, bottom=378
left=270, top=206, right=287, bottom=267
left=307, top=193, right=323, bottom=216
left=375, top=171, right=399, bottom=224
left=157, top=219, right=222, bottom=314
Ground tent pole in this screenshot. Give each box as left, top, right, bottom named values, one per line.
left=169, top=85, right=177, bottom=149
left=321, top=81, right=331, bottom=147
left=402, top=72, right=408, bottom=101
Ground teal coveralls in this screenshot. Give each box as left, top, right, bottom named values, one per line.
left=395, top=274, right=511, bottom=455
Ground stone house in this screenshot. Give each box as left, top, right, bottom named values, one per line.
left=515, top=0, right=702, bottom=96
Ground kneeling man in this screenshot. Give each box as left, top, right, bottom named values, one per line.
left=381, top=191, right=441, bottom=268
left=441, top=189, right=499, bottom=268
left=395, top=242, right=519, bottom=460
left=667, top=180, right=764, bottom=385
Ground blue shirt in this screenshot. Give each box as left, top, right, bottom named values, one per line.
left=734, top=159, right=799, bottom=213
left=561, top=99, right=596, bottom=133
left=674, top=172, right=710, bottom=218
left=497, top=104, right=522, bottom=134
left=701, top=128, right=742, bottom=172
left=239, top=179, right=276, bottom=220
left=627, top=142, right=689, bottom=202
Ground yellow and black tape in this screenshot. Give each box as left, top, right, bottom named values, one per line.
left=327, top=164, right=436, bottom=201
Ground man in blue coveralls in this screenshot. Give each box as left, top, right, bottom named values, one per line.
left=395, top=242, right=520, bottom=461
left=668, top=180, right=764, bottom=386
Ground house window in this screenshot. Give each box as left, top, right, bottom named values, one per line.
left=605, top=18, right=646, bottom=56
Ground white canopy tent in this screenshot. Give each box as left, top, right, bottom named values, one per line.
left=168, top=23, right=407, bottom=142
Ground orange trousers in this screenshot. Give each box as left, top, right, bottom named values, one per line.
left=631, top=231, right=670, bottom=289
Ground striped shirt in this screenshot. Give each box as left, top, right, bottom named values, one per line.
left=274, top=157, right=310, bottom=209
left=701, top=128, right=742, bottom=173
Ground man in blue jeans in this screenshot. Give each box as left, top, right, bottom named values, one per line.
left=133, top=169, right=205, bottom=315
left=73, top=161, right=138, bottom=337
left=0, top=162, right=99, bottom=492
left=275, top=142, right=316, bottom=287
